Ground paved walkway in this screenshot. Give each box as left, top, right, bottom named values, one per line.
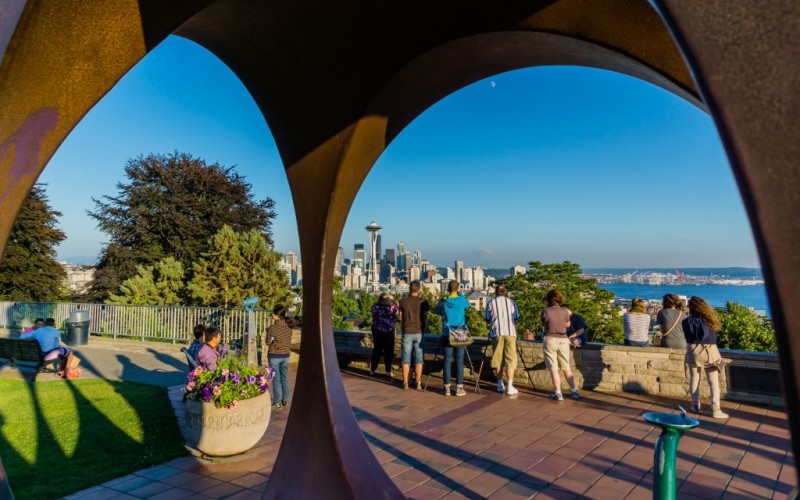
left=66, top=362, right=795, bottom=499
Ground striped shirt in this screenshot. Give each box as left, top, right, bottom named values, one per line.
left=265, top=319, right=293, bottom=358
left=623, top=312, right=651, bottom=342
left=485, top=296, right=519, bottom=337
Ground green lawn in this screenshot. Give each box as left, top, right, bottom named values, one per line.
left=0, top=379, right=187, bottom=499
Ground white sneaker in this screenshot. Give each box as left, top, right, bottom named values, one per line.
left=506, top=386, right=519, bottom=396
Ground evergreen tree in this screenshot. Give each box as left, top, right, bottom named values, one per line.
left=331, top=277, right=358, bottom=329
left=88, top=152, right=277, bottom=300
left=188, top=225, right=289, bottom=309
left=0, top=184, right=67, bottom=301
left=107, top=257, right=184, bottom=305
left=502, top=261, right=623, bottom=343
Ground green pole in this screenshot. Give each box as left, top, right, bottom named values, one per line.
left=652, top=426, right=683, bottom=500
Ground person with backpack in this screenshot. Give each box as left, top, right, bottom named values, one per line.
left=438, top=280, right=471, bottom=397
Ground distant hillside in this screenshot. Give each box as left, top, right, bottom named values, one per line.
left=59, top=255, right=98, bottom=266
left=584, top=267, right=762, bottom=278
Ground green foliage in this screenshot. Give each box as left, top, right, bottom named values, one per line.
left=354, top=291, right=378, bottom=330
left=184, top=355, right=272, bottom=409
left=188, top=225, right=290, bottom=309
left=0, top=379, right=186, bottom=499
left=466, top=307, right=489, bottom=336
left=88, top=152, right=277, bottom=300
left=501, top=261, right=623, bottom=344
left=331, top=277, right=358, bottom=329
left=0, top=184, right=67, bottom=301
left=716, top=301, right=777, bottom=352
left=419, top=286, right=443, bottom=333
left=107, top=257, right=184, bottom=305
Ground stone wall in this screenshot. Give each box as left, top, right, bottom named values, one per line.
left=333, top=330, right=784, bottom=406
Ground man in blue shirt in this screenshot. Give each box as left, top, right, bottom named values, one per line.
left=20, top=317, right=70, bottom=367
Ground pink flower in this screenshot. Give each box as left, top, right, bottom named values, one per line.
left=228, top=400, right=239, bottom=409
left=212, top=386, right=221, bottom=396
left=186, top=381, right=196, bottom=391
left=221, top=368, right=230, bottom=377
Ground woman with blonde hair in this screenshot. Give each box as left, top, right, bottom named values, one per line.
left=656, top=294, right=687, bottom=348
left=682, top=296, right=729, bottom=419
left=623, top=298, right=651, bottom=347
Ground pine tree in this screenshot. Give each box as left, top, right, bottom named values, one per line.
left=188, top=225, right=289, bottom=309
left=87, top=152, right=277, bottom=301
left=107, top=257, right=185, bottom=305
left=0, top=184, right=67, bottom=301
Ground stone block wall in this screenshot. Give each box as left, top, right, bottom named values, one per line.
left=332, top=330, right=783, bottom=406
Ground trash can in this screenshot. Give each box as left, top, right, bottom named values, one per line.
left=65, top=310, right=90, bottom=346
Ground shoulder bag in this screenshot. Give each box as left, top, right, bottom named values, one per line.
left=441, top=298, right=473, bottom=347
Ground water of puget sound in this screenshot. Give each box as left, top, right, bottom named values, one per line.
left=598, top=283, right=770, bottom=315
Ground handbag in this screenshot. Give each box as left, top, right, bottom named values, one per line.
left=654, top=311, right=683, bottom=347
left=440, top=299, right=473, bottom=347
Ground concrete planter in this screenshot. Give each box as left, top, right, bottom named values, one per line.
left=184, top=392, right=271, bottom=456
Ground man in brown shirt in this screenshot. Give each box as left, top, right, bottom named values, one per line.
left=398, top=281, right=430, bottom=390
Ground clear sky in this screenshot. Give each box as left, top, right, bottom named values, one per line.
left=39, top=36, right=759, bottom=269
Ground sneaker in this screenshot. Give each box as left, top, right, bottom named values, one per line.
left=550, top=392, right=564, bottom=401
left=272, top=403, right=283, bottom=410
left=282, top=401, right=288, bottom=407
left=497, top=382, right=505, bottom=393
left=571, top=390, right=580, bottom=400
left=505, top=386, right=519, bottom=396
left=712, top=408, right=730, bottom=419
left=403, top=382, right=409, bottom=390
left=455, top=387, right=467, bottom=397
left=416, top=382, right=423, bottom=391
left=443, top=386, right=451, bottom=396
left=691, top=403, right=701, bottom=414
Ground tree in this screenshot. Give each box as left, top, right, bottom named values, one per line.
left=465, top=307, right=489, bottom=337
left=188, top=225, right=289, bottom=309
left=716, top=301, right=777, bottom=352
left=501, top=261, right=623, bottom=344
left=331, top=278, right=358, bottom=329
left=107, top=257, right=184, bottom=305
left=0, top=184, right=67, bottom=301
left=88, top=152, right=277, bottom=300
left=419, top=285, right=442, bottom=334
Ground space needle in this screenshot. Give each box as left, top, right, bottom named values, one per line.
left=365, top=221, right=382, bottom=286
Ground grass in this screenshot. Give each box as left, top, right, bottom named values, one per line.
left=0, top=379, right=187, bottom=499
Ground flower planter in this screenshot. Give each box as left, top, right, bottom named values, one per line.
left=184, top=392, right=271, bottom=456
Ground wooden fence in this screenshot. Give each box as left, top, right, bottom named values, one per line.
left=0, top=301, right=273, bottom=344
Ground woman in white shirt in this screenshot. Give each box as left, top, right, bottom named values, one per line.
left=623, top=298, right=651, bottom=347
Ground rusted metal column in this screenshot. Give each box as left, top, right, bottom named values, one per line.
left=654, top=1, right=800, bottom=485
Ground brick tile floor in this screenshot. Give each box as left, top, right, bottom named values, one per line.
left=67, top=367, right=795, bottom=499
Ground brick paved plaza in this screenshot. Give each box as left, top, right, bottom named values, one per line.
left=68, top=365, right=794, bottom=499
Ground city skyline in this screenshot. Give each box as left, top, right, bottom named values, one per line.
left=39, top=36, right=760, bottom=269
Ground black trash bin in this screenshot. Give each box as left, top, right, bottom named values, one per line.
left=65, top=310, right=90, bottom=346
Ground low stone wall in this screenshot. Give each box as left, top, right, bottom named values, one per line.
left=333, top=330, right=784, bottom=406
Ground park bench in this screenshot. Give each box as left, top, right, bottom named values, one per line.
left=0, top=337, right=55, bottom=374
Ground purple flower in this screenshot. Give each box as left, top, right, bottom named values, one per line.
left=201, top=383, right=213, bottom=402
left=231, top=373, right=241, bottom=384
left=259, top=383, right=268, bottom=393
left=246, top=375, right=257, bottom=384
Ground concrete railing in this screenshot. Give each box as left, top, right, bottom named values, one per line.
left=333, top=329, right=784, bottom=406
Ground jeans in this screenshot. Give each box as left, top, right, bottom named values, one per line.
left=443, top=345, right=465, bottom=386
left=269, top=356, right=290, bottom=404
left=371, top=328, right=395, bottom=373
left=624, top=339, right=649, bottom=347
left=401, top=334, right=424, bottom=365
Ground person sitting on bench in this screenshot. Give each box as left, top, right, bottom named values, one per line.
left=20, top=318, right=70, bottom=370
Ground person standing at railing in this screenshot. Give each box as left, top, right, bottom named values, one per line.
left=682, top=296, right=729, bottom=419
left=370, top=292, right=399, bottom=379
left=541, top=290, right=579, bottom=401
left=264, top=304, right=294, bottom=410
left=439, top=280, right=471, bottom=397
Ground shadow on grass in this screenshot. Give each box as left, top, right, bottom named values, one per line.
left=0, top=378, right=186, bottom=499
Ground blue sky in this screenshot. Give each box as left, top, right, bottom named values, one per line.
left=40, top=36, right=759, bottom=269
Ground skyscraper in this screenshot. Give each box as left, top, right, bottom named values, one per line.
left=365, top=221, right=382, bottom=285
left=376, top=235, right=382, bottom=264
left=335, top=247, right=344, bottom=276
left=385, top=248, right=396, bottom=266
left=455, top=260, right=465, bottom=283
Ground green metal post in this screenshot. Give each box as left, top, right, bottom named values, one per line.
left=652, top=426, right=684, bottom=500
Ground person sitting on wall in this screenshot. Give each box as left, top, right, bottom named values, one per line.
left=187, top=324, right=206, bottom=362
left=21, top=318, right=44, bottom=334
left=20, top=318, right=70, bottom=370
left=196, top=327, right=222, bottom=371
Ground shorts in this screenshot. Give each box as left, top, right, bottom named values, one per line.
left=401, top=333, right=424, bottom=365
left=491, top=335, right=517, bottom=370
left=543, top=336, right=571, bottom=370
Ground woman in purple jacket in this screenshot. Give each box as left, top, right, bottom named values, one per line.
left=370, top=292, right=399, bottom=379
